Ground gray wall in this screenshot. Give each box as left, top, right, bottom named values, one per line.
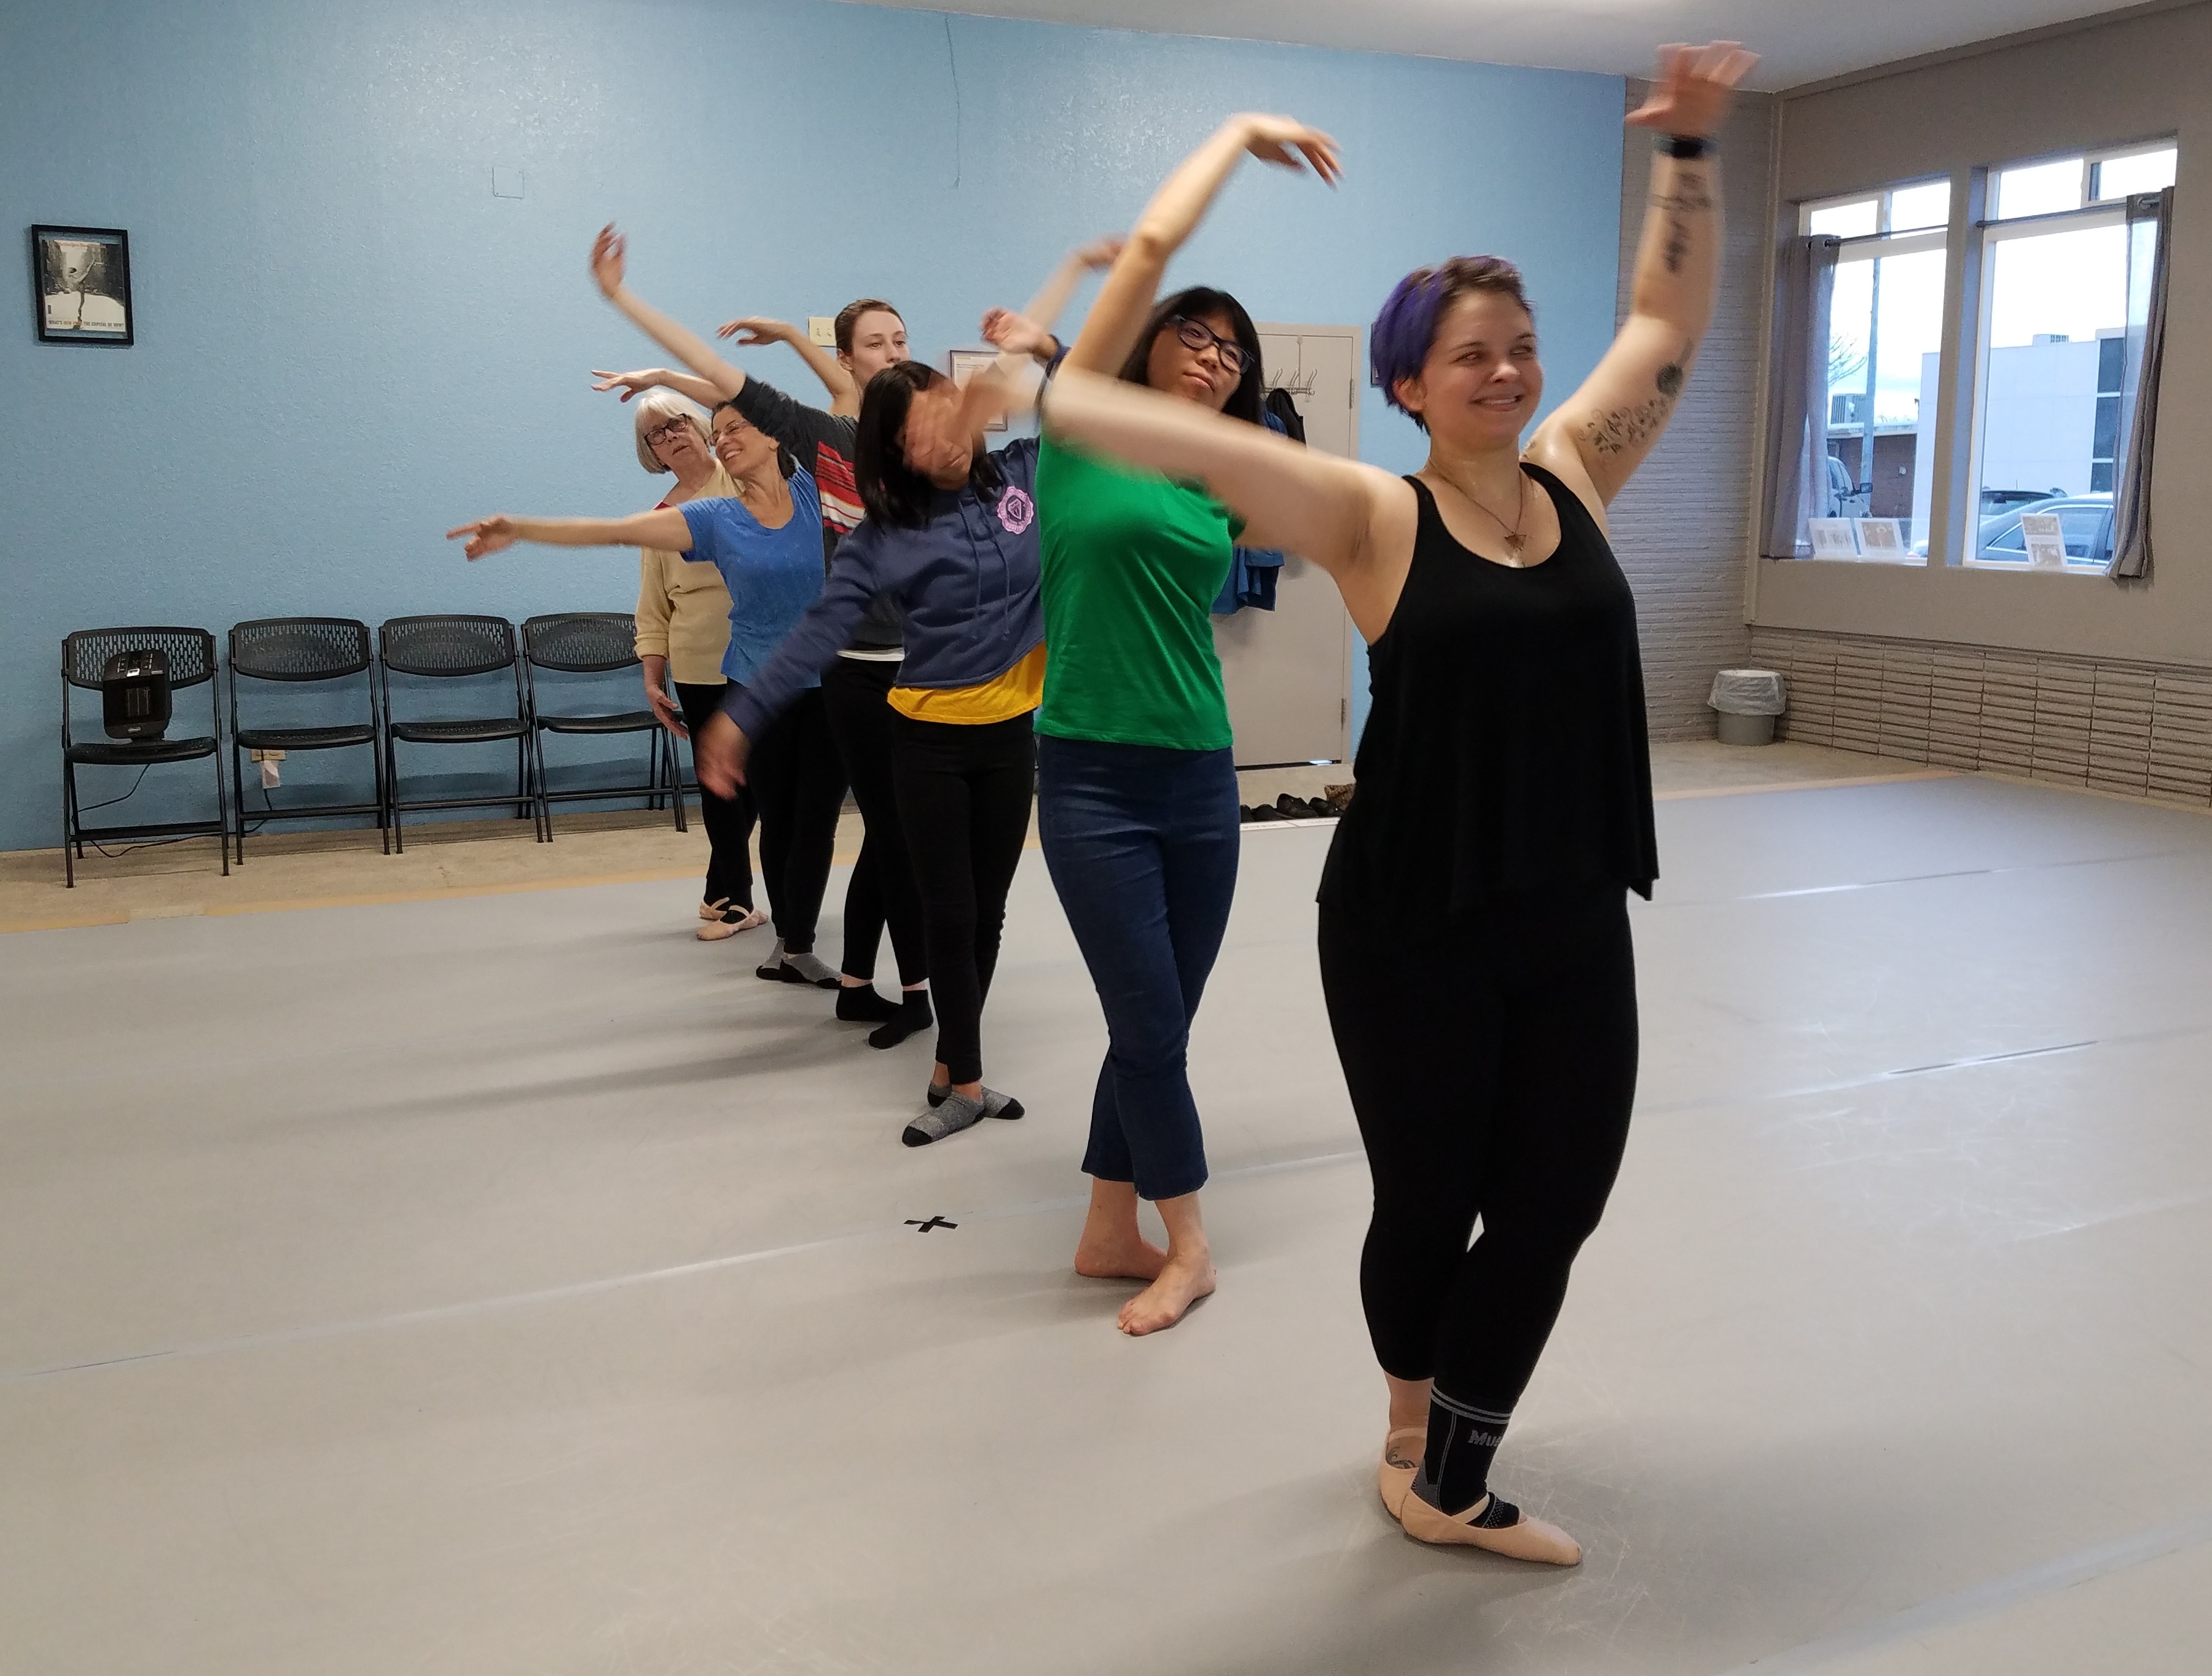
left=1751, top=2, right=2212, bottom=667
left=1608, top=87, right=1775, bottom=738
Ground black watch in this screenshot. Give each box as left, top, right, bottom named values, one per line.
left=1663, top=134, right=1714, bottom=160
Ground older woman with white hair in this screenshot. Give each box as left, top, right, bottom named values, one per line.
left=629, top=388, right=761, bottom=939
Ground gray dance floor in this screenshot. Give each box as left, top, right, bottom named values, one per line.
left=6, top=773, right=2211, bottom=1675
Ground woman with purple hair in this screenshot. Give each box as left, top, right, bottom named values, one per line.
left=1042, top=44, right=1756, bottom=1557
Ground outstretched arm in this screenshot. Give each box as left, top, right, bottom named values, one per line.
left=1530, top=42, right=1755, bottom=504
left=590, top=367, right=725, bottom=408
left=982, top=235, right=1125, bottom=366
left=1043, top=368, right=1394, bottom=570
left=716, top=317, right=860, bottom=415
left=590, top=225, right=748, bottom=403
left=447, top=507, right=692, bottom=561
left=1065, top=115, right=1339, bottom=378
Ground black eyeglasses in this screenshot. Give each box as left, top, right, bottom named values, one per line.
left=643, top=419, right=697, bottom=447
left=1167, top=315, right=1248, bottom=377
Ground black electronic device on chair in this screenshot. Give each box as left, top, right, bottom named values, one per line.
left=101, top=648, right=172, bottom=740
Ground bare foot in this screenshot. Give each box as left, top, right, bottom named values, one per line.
left=1117, top=1251, right=1217, bottom=1336
left=1073, top=1228, right=1168, bottom=1282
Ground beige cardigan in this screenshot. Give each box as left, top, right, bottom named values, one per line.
left=634, top=462, right=739, bottom=686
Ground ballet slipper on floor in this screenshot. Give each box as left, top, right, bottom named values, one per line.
left=697, top=903, right=767, bottom=940
left=1378, top=1427, right=1424, bottom=1520
left=1397, top=1491, right=1582, bottom=1565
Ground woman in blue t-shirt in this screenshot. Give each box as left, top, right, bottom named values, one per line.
left=448, top=399, right=847, bottom=985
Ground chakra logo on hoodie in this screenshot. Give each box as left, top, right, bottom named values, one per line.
left=996, top=486, right=1035, bottom=535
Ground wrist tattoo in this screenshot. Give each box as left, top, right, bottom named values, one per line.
left=1649, top=175, right=1714, bottom=275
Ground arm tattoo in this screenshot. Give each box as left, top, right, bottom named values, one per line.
left=1583, top=343, right=1696, bottom=457
left=1649, top=173, right=1714, bottom=275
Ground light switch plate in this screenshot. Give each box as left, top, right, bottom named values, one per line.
left=807, top=316, right=836, bottom=347
left=492, top=165, right=524, bottom=200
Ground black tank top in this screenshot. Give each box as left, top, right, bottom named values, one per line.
left=1319, top=464, right=1658, bottom=919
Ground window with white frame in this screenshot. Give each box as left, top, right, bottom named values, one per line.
left=1967, top=141, right=2176, bottom=570
left=1798, top=179, right=1953, bottom=563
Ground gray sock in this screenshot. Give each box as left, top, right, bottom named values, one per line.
left=925, top=1082, right=1024, bottom=1121
left=904, top=1090, right=987, bottom=1147
left=782, top=949, right=839, bottom=987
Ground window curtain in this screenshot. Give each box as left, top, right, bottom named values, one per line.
left=1761, top=235, right=1841, bottom=558
left=2108, top=187, right=2171, bottom=582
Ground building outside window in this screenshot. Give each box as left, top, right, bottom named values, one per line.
left=1967, top=141, right=2176, bottom=570
left=1799, top=179, right=1951, bottom=563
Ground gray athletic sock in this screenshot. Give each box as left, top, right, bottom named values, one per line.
left=781, top=949, right=839, bottom=986
left=903, top=1089, right=987, bottom=1147
left=925, top=1083, right=1024, bottom=1121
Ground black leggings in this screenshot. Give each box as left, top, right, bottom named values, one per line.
left=742, top=684, right=847, bottom=955
left=891, top=710, right=1035, bottom=1085
left=821, top=657, right=927, bottom=987
left=1318, top=887, right=1638, bottom=1415
left=675, top=680, right=757, bottom=910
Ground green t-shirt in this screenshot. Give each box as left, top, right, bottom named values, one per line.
left=1035, top=436, right=1241, bottom=751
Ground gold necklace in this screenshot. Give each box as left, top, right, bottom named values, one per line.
left=1433, top=464, right=1531, bottom=565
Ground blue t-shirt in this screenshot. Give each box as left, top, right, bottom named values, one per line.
left=679, top=471, right=827, bottom=686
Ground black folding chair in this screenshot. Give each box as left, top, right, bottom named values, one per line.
left=522, top=612, right=686, bottom=840
left=227, top=617, right=385, bottom=863
left=61, top=627, right=229, bottom=887
left=377, top=614, right=543, bottom=852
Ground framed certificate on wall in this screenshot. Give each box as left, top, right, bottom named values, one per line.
left=946, top=349, right=1008, bottom=432
left=31, top=225, right=133, bottom=346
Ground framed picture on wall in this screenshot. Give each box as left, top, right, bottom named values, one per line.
left=946, top=349, right=1008, bottom=432
left=31, top=225, right=133, bottom=345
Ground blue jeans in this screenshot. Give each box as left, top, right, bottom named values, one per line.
left=1037, top=735, right=1240, bottom=1202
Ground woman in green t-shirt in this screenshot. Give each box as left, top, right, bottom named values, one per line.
left=1035, top=112, right=1341, bottom=1336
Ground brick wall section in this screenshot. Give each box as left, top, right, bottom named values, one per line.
left=1750, top=626, right=2212, bottom=807
left=1604, top=89, right=1775, bottom=739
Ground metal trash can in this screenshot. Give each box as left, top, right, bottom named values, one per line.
left=1709, top=668, right=1786, bottom=746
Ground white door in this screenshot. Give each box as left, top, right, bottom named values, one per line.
left=1214, top=324, right=1359, bottom=766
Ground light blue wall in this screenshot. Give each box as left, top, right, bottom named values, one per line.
left=0, top=0, right=1623, bottom=850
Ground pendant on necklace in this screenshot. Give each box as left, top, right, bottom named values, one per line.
left=1503, top=535, right=1526, bottom=565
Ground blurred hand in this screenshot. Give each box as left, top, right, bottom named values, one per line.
left=901, top=377, right=978, bottom=481
left=589, top=224, right=627, bottom=298
left=1074, top=234, right=1127, bottom=268
left=981, top=307, right=1054, bottom=361
left=590, top=368, right=664, bottom=402
left=716, top=316, right=794, bottom=346
left=1233, top=116, right=1343, bottom=185
left=1627, top=42, right=1759, bottom=139
left=694, top=711, right=750, bottom=797
left=445, top=516, right=517, bottom=561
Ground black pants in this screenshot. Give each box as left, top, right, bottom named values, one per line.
left=1318, top=886, right=1638, bottom=1414
left=675, top=680, right=756, bottom=909
left=892, top=710, right=1035, bottom=1085
left=821, top=657, right=927, bottom=987
left=743, top=684, right=847, bottom=954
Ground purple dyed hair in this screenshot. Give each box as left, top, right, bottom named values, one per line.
left=1370, top=256, right=1534, bottom=430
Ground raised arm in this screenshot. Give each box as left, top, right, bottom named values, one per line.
left=446, top=507, right=692, bottom=561
left=716, top=317, right=859, bottom=415
left=589, top=367, right=724, bottom=408
left=1529, top=43, right=1755, bottom=504
left=590, top=225, right=748, bottom=403
left=983, top=235, right=1124, bottom=366
left=1065, top=116, right=1339, bottom=377
left=1041, top=367, right=1414, bottom=639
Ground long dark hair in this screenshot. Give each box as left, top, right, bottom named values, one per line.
left=854, top=362, right=1005, bottom=528
left=1117, top=286, right=1266, bottom=426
